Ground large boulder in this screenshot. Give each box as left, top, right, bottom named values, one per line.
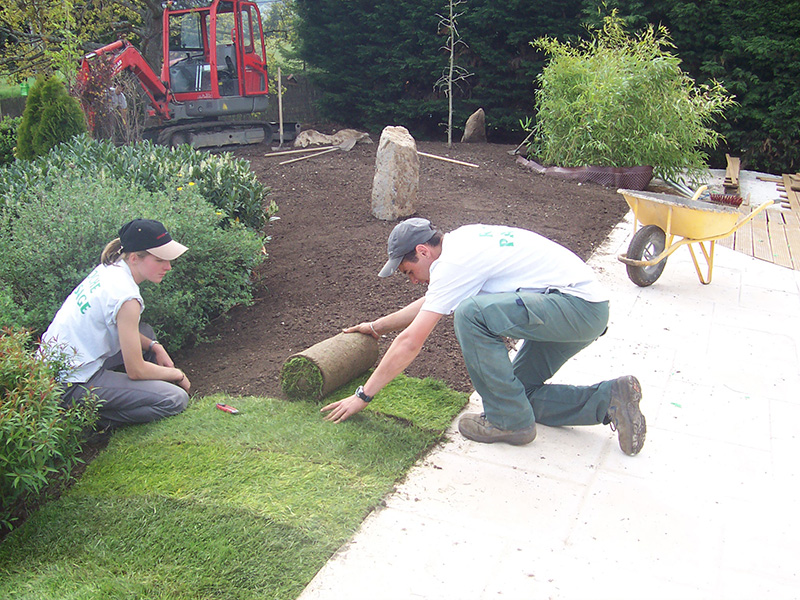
left=371, top=126, right=419, bottom=221
left=461, top=108, right=487, bottom=143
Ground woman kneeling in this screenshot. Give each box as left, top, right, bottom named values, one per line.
left=42, top=219, right=191, bottom=427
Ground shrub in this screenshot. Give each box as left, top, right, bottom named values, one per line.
left=0, top=174, right=266, bottom=348
left=529, top=13, right=736, bottom=181
left=16, top=76, right=87, bottom=160
left=0, top=280, right=25, bottom=329
left=0, top=327, right=98, bottom=532
left=14, top=77, right=44, bottom=160
left=0, top=116, right=20, bottom=166
left=0, top=135, right=274, bottom=229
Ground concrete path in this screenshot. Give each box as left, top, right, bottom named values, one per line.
left=299, top=209, right=800, bottom=600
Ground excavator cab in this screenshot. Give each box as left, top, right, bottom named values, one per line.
left=80, top=0, right=290, bottom=148
left=163, top=0, right=268, bottom=111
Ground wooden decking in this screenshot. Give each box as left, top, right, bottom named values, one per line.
left=716, top=173, right=800, bottom=270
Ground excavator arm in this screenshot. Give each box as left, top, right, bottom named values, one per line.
left=80, top=40, right=172, bottom=120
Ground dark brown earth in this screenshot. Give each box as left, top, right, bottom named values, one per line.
left=175, top=134, right=629, bottom=398
left=1, top=135, right=631, bottom=541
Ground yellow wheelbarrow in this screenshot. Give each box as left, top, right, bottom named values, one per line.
left=617, top=186, right=777, bottom=286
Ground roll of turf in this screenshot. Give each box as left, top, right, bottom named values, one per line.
left=280, top=332, right=379, bottom=400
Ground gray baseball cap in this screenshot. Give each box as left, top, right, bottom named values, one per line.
left=378, top=217, right=436, bottom=277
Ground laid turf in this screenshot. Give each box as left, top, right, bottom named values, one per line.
left=0, top=375, right=467, bottom=599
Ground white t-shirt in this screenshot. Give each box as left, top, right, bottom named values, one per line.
left=421, top=224, right=608, bottom=315
left=41, top=261, right=144, bottom=383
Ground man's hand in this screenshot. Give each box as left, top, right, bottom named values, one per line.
left=343, top=322, right=379, bottom=340
left=321, top=395, right=369, bottom=423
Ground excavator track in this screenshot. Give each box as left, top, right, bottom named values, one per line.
left=153, top=120, right=301, bottom=149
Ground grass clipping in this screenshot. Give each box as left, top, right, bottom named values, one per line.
left=281, top=332, right=379, bottom=400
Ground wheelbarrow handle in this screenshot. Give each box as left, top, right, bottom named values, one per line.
left=691, top=185, right=709, bottom=201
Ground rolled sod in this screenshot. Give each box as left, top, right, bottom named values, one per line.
left=280, top=332, right=379, bottom=400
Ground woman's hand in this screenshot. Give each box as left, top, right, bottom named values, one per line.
left=175, top=370, right=191, bottom=392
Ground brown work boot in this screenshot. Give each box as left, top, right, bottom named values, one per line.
left=605, top=375, right=646, bottom=455
left=458, top=413, right=537, bottom=445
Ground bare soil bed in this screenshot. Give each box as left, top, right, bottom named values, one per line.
left=175, top=136, right=629, bottom=398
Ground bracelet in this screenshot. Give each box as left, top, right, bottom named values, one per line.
left=148, top=339, right=159, bottom=352
left=369, top=322, right=378, bottom=336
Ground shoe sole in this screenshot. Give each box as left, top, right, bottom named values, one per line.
left=613, top=376, right=646, bottom=455
left=458, top=417, right=537, bottom=445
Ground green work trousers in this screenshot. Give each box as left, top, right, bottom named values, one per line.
left=453, top=290, right=613, bottom=431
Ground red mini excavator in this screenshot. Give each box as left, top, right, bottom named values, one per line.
left=80, top=0, right=297, bottom=148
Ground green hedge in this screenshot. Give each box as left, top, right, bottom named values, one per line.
left=0, top=174, right=266, bottom=349
left=0, top=135, right=275, bottom=230
left=0, top=327, right=98, bottom=532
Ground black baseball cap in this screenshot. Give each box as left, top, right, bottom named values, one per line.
left=378, top=217, right=436, bottom=277
left=118, top=219, right=188, bottom=261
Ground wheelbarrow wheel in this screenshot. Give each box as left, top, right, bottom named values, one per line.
left=626, top=225, right=667, bottom=287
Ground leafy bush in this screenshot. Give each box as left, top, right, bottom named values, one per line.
left=0, top=135, right=274, bottom=229
left=16, top=76, right=86, bottom=160
left=529, top=13, right=736, bottom=181
left=0, top=116, right=20, bottom=166
left=0, top=327, right=98, bottom=532
left=0, top=174, right=266, bottom=348
left=0, top=280, right=25, bottom=329
left=584, top=1, right=800, bottom=175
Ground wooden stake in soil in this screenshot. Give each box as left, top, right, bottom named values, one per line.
left=280, top=332, right=379, bottom=400
left=417, top=151, right=479, bottom=168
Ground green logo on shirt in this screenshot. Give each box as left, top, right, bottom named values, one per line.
left=72, top=269, right=102, bottom=314
left=478, top=228, right=515, bottom=247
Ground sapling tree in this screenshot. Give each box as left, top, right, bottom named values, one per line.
left=434, top=0, right=472, bottom=147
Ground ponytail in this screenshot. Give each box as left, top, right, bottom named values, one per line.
left=101, top=238, right=123, bottom=265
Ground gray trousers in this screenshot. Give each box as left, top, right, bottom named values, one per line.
left=62, top=323, right=189, bottom=426
left=453, top=291, right=613, bottom=431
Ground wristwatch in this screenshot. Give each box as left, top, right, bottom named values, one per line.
left=355, top=385, right=373, bottom=403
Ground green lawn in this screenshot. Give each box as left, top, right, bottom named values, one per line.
left=0, top=78, right=31, bottom=100
left=0, top=374, right=467, bottom=599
